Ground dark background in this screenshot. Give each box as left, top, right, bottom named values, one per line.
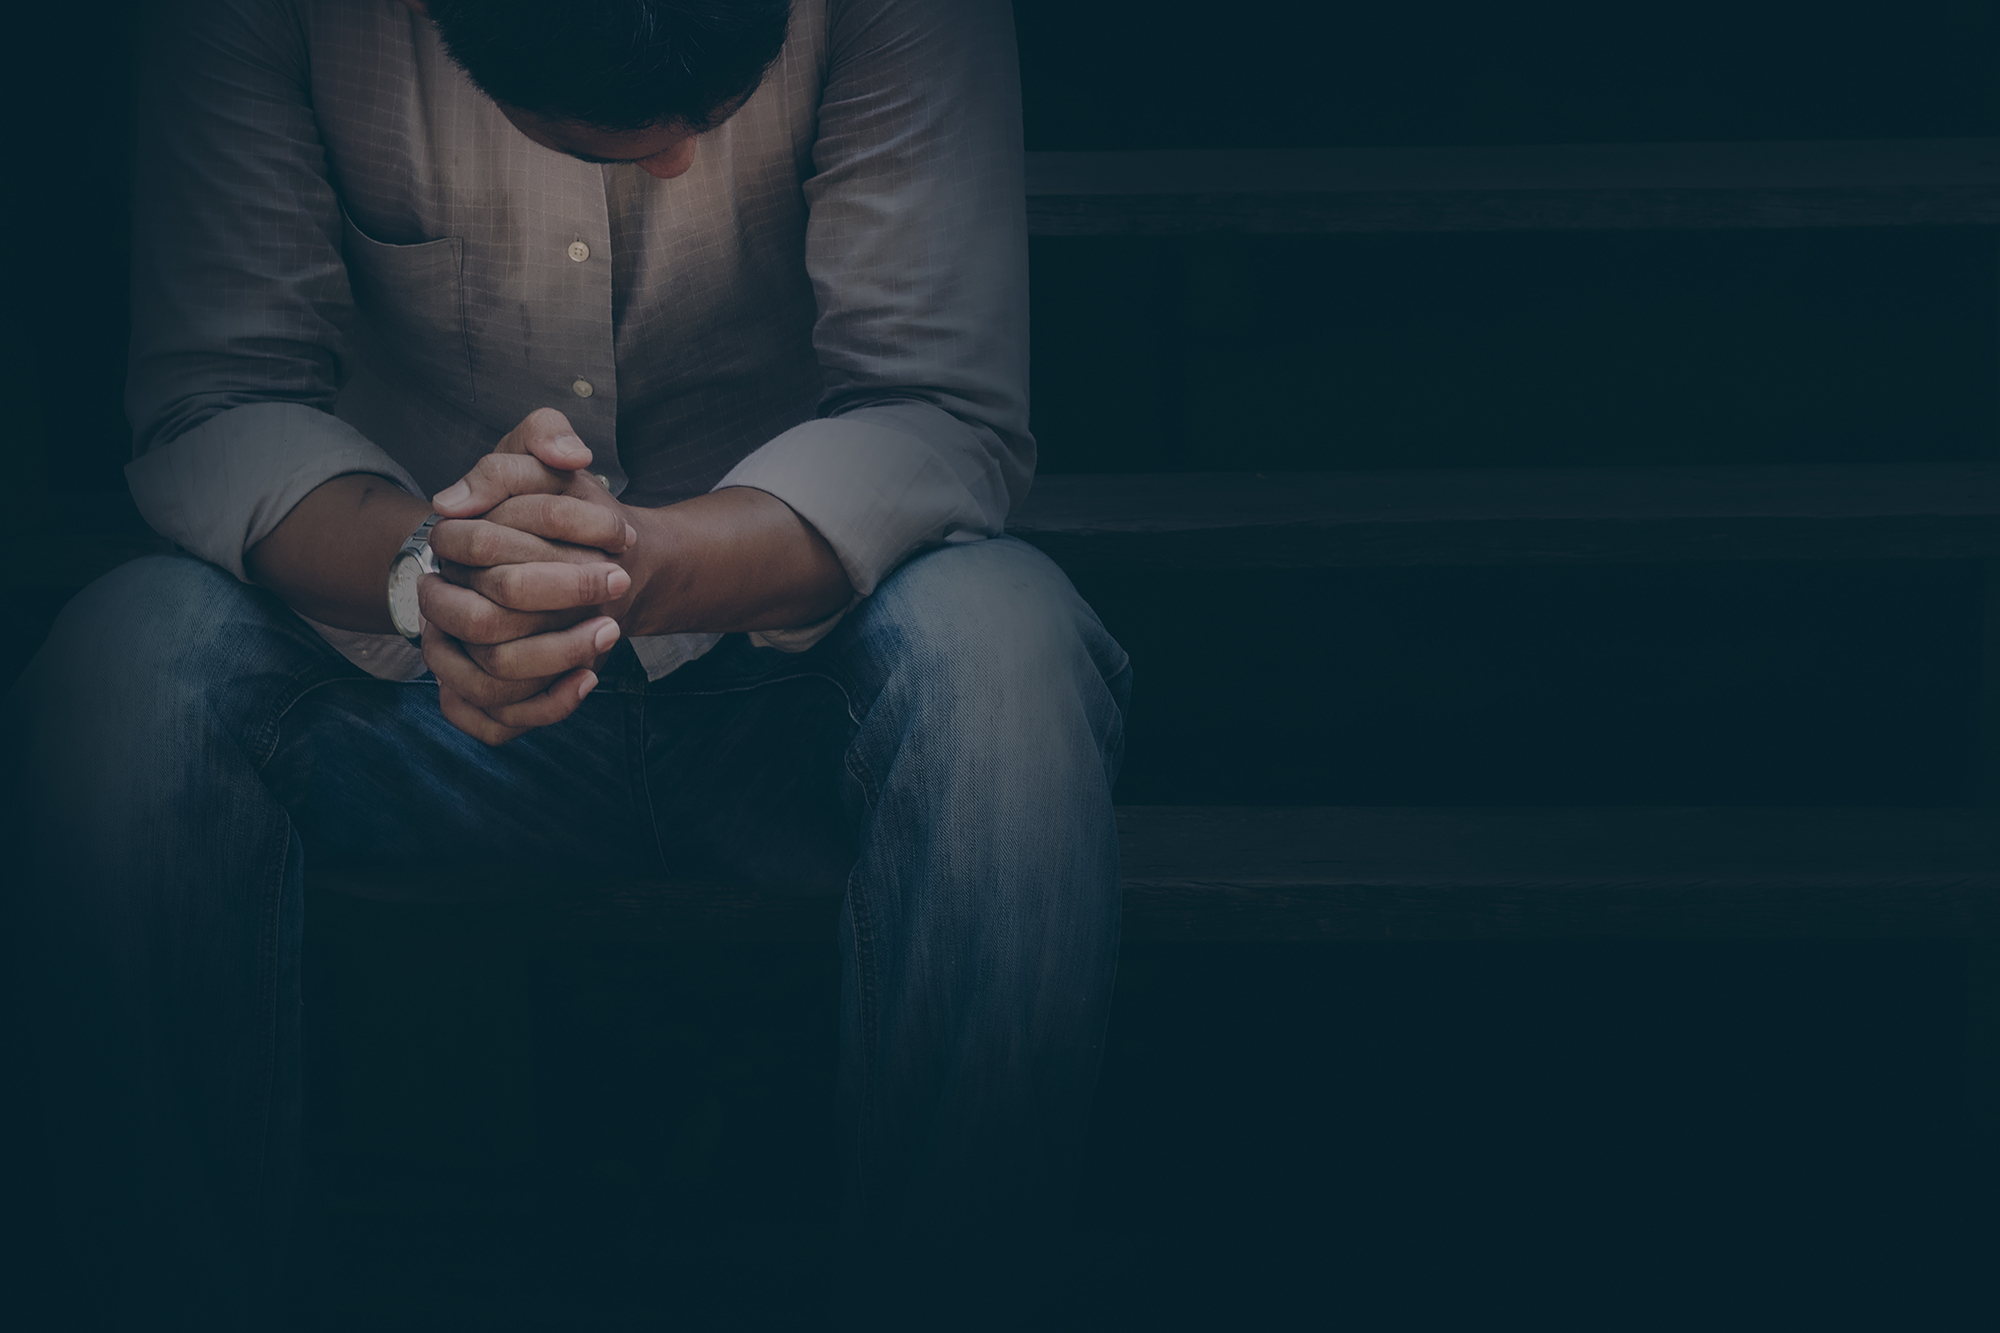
left=5, top=0, right=1998, bottom=1326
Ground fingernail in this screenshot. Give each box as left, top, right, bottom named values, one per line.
left=434, top=481, right=471, bottom=508
left=593, top=619, right=620, bottom=652
left=623, top=524, right=638, bottom=547
left=605, top=567, right=632, bottom=596
left=557, top=435, right=588, bottom=459
left=577, top=671, right=598, bottom=700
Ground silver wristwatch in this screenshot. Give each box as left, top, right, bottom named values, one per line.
left=386, top=513, right=441, bottom=646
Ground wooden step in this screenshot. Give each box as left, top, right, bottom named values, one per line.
left=1005, top=464, right=2000, bottom=569
left=1111, top=805, right=1999, bottom=940
left=313, top=805, right=2000, bottom=943
left=1024, top=138, right=2000, bottom=234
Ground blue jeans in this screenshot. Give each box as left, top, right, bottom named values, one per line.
left=6, top=536, right=1130, bottom=1325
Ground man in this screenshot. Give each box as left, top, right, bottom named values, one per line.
left=7, top=0, right=1129, bottom=1322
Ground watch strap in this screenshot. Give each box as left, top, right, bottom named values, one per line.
left=400, top=512, right=441, bottom=563
left=389, top=512, right=441, bottom=646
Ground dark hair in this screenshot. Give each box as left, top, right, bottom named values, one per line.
left=425, top=0, right=794, bottom=132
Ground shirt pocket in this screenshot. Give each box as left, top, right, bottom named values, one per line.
left=340, top=210, right=475, bottom=407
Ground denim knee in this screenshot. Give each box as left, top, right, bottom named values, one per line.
left=846, top=537, right=1130, bottom=792
left=10, top=555, right=332, bottom=781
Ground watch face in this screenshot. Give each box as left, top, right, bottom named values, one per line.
left=388, top=553, right=425, bottom=639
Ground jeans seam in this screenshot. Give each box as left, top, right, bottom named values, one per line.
left=831, top=674, right=892, bottom=1221
left=640, top=661, right=869, bottom=873
left=1101, top=658, right=1134, bottom=788
left=245, top=663, right=362, bottom=769
left=238, top=661, right=367, bottom=1210
left=238, top=655, right=389, bottom=1215
left=657, top=668, right=851, bottom=708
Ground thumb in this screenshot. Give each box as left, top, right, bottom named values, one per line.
left=525, top=429, right=593, bottom=472
left=497, top=407, right=594, bottom=470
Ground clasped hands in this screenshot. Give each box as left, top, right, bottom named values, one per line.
left=417, top=408, right=644, bottom=746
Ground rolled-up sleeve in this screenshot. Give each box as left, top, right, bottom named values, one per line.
left=714, top=0, right=1034, bottom=603
left=124, top=0, right=417, bottom=581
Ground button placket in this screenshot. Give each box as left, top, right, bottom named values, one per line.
left=567, top=236, right=598, bottom=401
left=525, top=163, right=619, bottom=493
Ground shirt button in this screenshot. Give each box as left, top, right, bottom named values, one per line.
left=567, top=240, right=590, bottom=263
left=571, top=378, right=594, bottom=398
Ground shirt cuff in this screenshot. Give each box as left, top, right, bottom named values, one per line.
left=711, top=409, right=1007, bottom=600
left=125, top=400, right=424, bottom=582
left=746, top=592, right=862, bottom=654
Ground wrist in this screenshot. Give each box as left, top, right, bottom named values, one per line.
left=247, top=474, right=432, bottom=634
left=618, top=500, right=689, bottom=638
left=611, top=488, right=854, bottom=638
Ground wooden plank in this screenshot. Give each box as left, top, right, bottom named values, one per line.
left=1025, top=139, right=2000, bottom=234
left=314, top=806, right=2000, bottom=943
left=1114, top=806, right=2000, bottom=941
left=1006, top=464, right=2000, bottom=570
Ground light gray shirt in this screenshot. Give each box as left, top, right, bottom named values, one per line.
left=126, top=0, right=1033, bottom=679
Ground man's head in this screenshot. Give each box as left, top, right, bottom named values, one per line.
left=419, top=0, right=793, bottom=178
